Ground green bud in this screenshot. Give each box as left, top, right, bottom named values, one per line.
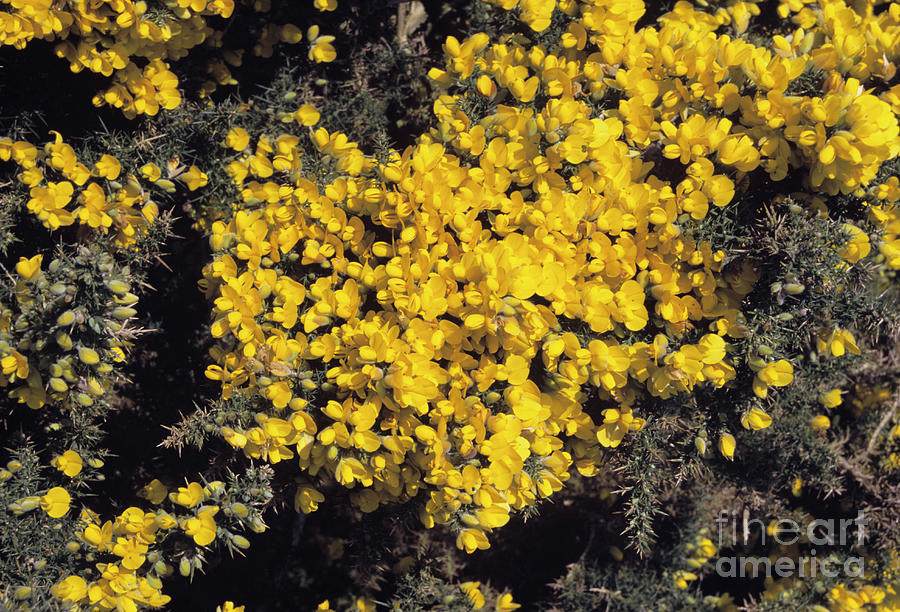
left=14, top=586, right=32, bottom=600
left=694, top=436, right=707, bottom=456
left=748, top=357, right=767, bottom=370
left=112, top=307, right=137, bottom=320
left=108, top=280, right=130, bottom=294
left=156, top=179, right=177, bottom=193
left=78, top=347, right=100, bottom=365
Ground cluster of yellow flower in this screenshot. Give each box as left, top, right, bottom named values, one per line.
left=0, top=0, right=337, bottom=116
left=201, top=29, right=766, bottom=559
left=45, top=478, right=266, bottom=611
left=826, top=583, right=897, bottom=611
left=205, top=108, right=758, bottom=543
left=0, top=133, right=158, bottom=244
left=194, top=0, right=900, bottom=555
left=0, top=0, right=229, bottom=116
left=756, top=527, right=900, bottom=611
left=6, top=449, right=103, bottom=518
left=672, top=531, right=720, bottom=591
left=476, top=0, right=900, bottom=195
left=48, top=504, right=174, bottom=612
left=868, top=177, right=900, bottom=271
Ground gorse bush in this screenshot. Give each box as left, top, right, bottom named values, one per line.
left=1, top=0, right=900, bottom=610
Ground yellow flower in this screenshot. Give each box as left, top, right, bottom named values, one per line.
left=753, top=360, right=793, bottom=398
left=139, top=478, right=169, bottom=504
left=140, top=162, right=162, bottom=182
left=182, top=506, right=219, bottom=546
left=295, top=104, right=320, bottom=126
left=1, top=351, right=29, bottom=380
left=15, top=254, right=42, bottom=280
left=839, top=224, right=871, bottom=263
left=50, top=575, right=87, bottom=603
left=718, top=433, right=736, bottom=461
left=495, top=592, right=521, bottom=611
left=52, top=450, right=83, bottom=477
left=40, top=486, right=71, bottom=518
left=519, top=0, right=555, bottom=31
left=461, top=582, right=486, bottom=610
left=820, top=329, right=860, bottom=357
left=673, top=570, right=698, bottom=589
left=596, top=408, right=644, bottom=448
left=27, top=181, right=75, bottom=230
left=170, top=482, right=204, bottom=507
left=820, top=389, right=843, bottom=408
left=94, top=154, right=121, bottom=180
left=181, top=165, right=208, bottom=191
left=476, top=75, right=497, bottom=97
left=355, top=599, right=375, bottom=612
left=294, top=486, right=324, bottom=513
left=308, top=26, right=337, bottom=63
left=811, top=415, right=831, bottom=431
left=314, top=0, right=337, bottom=10
left=741, top=408, right=773, bottom=430
left=457, top=527, right=490, bottom=553
left=225, top=127, right=250, bottom=151
left=217, top=601, right=245, bottom=612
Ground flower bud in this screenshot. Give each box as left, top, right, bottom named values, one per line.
left=14, top=586, right=32, bottom=600
left=78, top=347, right=100, bottom=365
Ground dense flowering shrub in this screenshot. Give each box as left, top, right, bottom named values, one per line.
left=2, top=0, right=900, bottom=610
left=198, top=0, right=899, bottom=559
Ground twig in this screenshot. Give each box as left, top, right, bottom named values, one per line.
left=866, top=398, right=898, bottom=456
